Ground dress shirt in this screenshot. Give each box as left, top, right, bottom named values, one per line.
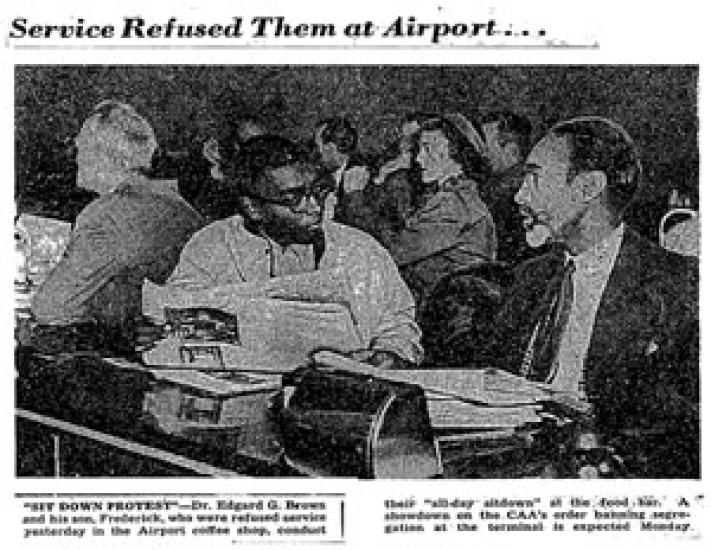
left=551, top=223, right=625, bottom=395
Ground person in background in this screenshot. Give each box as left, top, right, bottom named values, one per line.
left=31, top=100, right=205, bottom=352
left=479, top=110, right=534, bottom=265
left=156, top=136, right=423, bottom=368
left=340, top=113, right=431, bottom=238
left=484, top=116, right=698, bottom=477
left=380, top=114, right=496, bottom=310
left=313, top=116, right=371, bottom=222
left=177, top=116, right=268, bottom=222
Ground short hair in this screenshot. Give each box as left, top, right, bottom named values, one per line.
left=481, top=111, right=532, bottom=154
left=77, top=100, right=157, bottom=168
left=550, top=116, right=642, bottom=215
left=317, top=116, right=358, bottom=154
left=227, top=116, right=266, bottom=143
left=404, top=112, right=439, bottom=126
left=418, top=116, right=491, bottom=180
left=225, top=134, right=305, bottom=192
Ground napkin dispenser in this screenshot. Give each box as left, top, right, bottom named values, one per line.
left=278, top=365, right=440, bottom=479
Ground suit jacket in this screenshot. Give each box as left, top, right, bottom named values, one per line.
left=32, top=177, right=205, bottom=331
left=483, top=227, right=699, bottom=477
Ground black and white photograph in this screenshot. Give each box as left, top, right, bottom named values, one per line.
left=13, top=64, right=699, bottom=481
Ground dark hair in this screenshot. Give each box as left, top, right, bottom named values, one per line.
left=223, top=134, right=304, bottom=190
left=551, top=117, right=642, bottom=215
left=317, top=116, right=358, bottom=154
left=481, top=111, right=532, bottom=154
left=404, top=112, right=439, bottom=126
left=217, top=115, right=266, bottom=159
left=418, top=117, right=490, bottom=180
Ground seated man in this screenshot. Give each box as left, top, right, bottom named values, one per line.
left=31, top=101, right=205, bottom=352
left=482, top=116, right=698, bottom=477
left=151, top=136, right=423, bottom=368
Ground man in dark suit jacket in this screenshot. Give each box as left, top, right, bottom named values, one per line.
left=483, top=116, right=698, bottom=478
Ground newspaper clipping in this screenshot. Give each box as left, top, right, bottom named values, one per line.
left=4, top=1, right=707, bottom=549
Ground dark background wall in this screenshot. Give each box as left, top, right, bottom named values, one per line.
left=15, top=65, right=698, bottom=235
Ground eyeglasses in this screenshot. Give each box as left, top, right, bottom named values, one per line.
left=245, top=185, right=332, bottom=209
left=523, top=171, right=539, bottom=188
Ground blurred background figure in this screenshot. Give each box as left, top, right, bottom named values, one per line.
left=479, top=111, right=534, bottom=265
left=313, top=116, right=371, bottom=221
left=170, top=115, right=268, bottom=222
left=30, top=100, right=204, bottom=353
left=340, top=112, right=433, bottom=238
left=382, top=114, right=496, bottom=310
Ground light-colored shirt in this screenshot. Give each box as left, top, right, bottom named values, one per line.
left=387, top=175, right=496, bottom=266
left=551, top=224, right=625, bottom=395
left=160, top=215, right=423, bottom=363
left=382, top=175, right=496, bottom=303
left=324, top=162, right=370, bottom=221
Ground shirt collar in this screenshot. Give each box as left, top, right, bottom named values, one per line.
left=439, top=171, right=465, bottom=190
left=569, top=223, right=625, bottom=275
left=113, top=172, right=154, bottom=194
left=334, top=160, right=348, bottom=183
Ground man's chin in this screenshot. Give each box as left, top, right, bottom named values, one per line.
left=524, top=224, right=553, bottom=249
left=420, top=170, right=436, bottom=184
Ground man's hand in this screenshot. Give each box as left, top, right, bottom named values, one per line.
left=346, top=350, right=409, bottom=369
left=368, top=350, right=408, bottom=370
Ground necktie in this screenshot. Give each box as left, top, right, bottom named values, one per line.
left=520, top=255, right=576, bottom=383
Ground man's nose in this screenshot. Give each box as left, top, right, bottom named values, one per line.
left=514, top=181, right=530, bottom=205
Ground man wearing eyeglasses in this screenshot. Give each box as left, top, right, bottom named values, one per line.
left=154, top=135, right=423, bottom=368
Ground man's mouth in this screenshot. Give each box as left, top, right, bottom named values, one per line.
left=519, top=208, right=553, bottom=248
left=519, top=208, right=541, bottom=231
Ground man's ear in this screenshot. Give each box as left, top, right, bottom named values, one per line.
left=503, top=142, right=521, bottom=165
left=572, top=170, right=606, bottom=202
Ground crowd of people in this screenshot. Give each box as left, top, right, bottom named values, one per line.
left=26, top=98, right=699, bottom=477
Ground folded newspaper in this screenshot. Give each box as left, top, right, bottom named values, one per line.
left=142, top=279, right=364, bottom=372
left=312, top=350, right=590, bottom=430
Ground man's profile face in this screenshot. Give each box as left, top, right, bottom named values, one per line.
left=515, top=134, right=586, bottom=248
left=257, top=163, right=325, bottom=244
left=482, top=121, right=520, bottom=174
left=416, top=129, right=452, bottom=184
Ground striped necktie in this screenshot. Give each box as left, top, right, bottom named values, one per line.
left=520, top=255, right=576, bottom=383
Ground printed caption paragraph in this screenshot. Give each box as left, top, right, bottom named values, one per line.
left=19, top=494, right=344, bottom=542
left=383, top=494, right=704, bottom=536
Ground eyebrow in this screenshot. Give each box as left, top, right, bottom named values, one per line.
left=281, top=186, right=307, bottom=193
left=524, top=163, right=541, bottom=172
